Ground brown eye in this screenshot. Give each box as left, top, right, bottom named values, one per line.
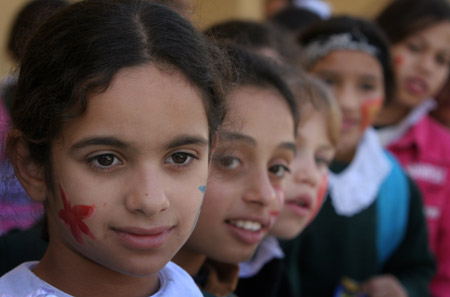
left=269, top=164, right=291, bottom=178
left=171, top=152, right=189, bottom=164
left=165, top=151, right=198, bottom=167
left=89, top=153, right=122, bottom=170
left=213, top=155, right=241, bottom=170
left=97, top=154, right=115, bottom=166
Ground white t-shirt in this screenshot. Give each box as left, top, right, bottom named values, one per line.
left=0, top=261, right=202, bottom=297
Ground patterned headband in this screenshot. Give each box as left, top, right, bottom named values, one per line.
left=301, top=32, right=380, bottom=69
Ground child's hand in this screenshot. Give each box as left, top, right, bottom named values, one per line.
left=361, top=275, right=408, bottom=297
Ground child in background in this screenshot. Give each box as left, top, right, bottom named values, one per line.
left=0, top=0, right=70, bottom=237
left=204, top=19, right=301, bottom=65
left=375, top=2, right=450, bottom=295
left=173, top=44, right=298, bottom=297
left=0, top=1, right=226, bottom=296
left=284, top=16, right=435, bottom=297
left=235, top=73, right=341, bottom=297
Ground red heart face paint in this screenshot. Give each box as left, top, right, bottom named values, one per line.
left=361, top=97, right=383, bottom=131
left=58, top=183, right=96, bottom=244
left=308, top=173, right=328, bottom=224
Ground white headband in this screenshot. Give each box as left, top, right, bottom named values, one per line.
left=301, top=33, right=379, bottom=69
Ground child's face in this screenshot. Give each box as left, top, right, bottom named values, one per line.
left=46, top=65, right=209, bottom=277
left=310, top=50, right=384, bottom=161
left=270, top=109, right=334, bottom=239
left=392, top=21, right=450, bottom=108
left=183, top=85, right=296, bottom=263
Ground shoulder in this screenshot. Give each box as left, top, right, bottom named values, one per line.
left=157, top=261, right=203, bottom=297
left=0, top=262, right=70, bottom=297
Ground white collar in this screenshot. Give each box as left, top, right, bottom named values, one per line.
left=238, top=235, right=284, bottom=278
left=328, top=128, right=392, bottom=216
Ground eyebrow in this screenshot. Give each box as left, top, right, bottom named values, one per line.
left=70, top=134, right=209, bottom=152
left=279, top=142, right=297, bottom=155
left=220, top=132, right=296, bottom=154
left=71, top=137, right=128, bottom=151
left=164, top=135, right=209, bottom=149
left=220, top=132, right=257, bottom=146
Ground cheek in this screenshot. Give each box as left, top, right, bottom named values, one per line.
left=309, top=173, right=328, bottom=223
left=360, top=97, right=383, bottom=131
left=394, top=54, right=404, bottom=67
left=273, top=185, right=285, bottom=213
left=58, top=182, right=96, bottom=245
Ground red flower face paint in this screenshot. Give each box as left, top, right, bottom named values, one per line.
left=269, top=185, right=285, bottom=226
left=361, top=97, right=383, bottom=131
left=58, top=183, right=96, bottom=244
left=308, top=173, right=328, bottom=224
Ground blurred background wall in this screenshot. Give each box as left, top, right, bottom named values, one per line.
left=0, top=0, right=393, bottom=77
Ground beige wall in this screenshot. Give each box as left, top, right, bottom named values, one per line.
left=0, top=0, right=393, bottom=77
left=0, top=0, right=29, bottom=77
left=192, top=0, right=393, bottom=29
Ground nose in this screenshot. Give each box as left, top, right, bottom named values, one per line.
left=336, top=83, right=359, bottom=112
left=292, top=152, right=319, bottom=187
left=125, top=165, right=170, bottom=216
left=243, top=168, right=277, bottom=208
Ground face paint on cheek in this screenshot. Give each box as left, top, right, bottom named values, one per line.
left=269, top=185, right=285, bottom=226
left=198, top=185, right=206, bottom=194
left=308, top=173, right=328, bottom=224
left=361, top=97, right=383, bottom=131
left=394, top=55, right=403, bottom=66
left=58, top=183, right=96, bottom=244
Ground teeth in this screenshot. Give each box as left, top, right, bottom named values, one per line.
left=230, top=220, right=262, bottom=231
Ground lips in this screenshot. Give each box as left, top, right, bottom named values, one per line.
left=405, top=76, right=428, bottom=97
left=225, top=217, right=270, bottom=244
left=285, top=194, right=313, bottom=217
left=341, top=116, right=359, bottom=132
left=112, top=226, right=173, bottom=250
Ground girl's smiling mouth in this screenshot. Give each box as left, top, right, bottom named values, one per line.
left=225, top=217, right=270, bottom=244
left=112, top=226, right=174, bottom=250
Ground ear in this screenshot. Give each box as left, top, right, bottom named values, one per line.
left=7, top=130, right=47, bottom=202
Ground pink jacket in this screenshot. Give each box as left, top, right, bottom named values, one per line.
left=388, top=115, right=450, bottom=297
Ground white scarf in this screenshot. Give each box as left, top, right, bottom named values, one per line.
left=328, top=128, right=392, bottom=216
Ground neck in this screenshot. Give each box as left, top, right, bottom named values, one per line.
left=172, top=247, right=207, bottom=276
left=33, top=238, right=160, bottom=297
left=374, top=102, right=411, bottom=126
left=334, top=146, right=356, bottom=164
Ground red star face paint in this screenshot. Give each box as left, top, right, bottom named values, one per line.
left=361, top=97, right=383, bottom=131
left=58, top=183, right=96, bottom=244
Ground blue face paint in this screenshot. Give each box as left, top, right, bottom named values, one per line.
left=198, top=185, right=206, bottom=194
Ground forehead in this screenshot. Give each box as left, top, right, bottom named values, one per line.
left=57, top=64, right=208, bottom=149
left=406, top=21, right=450, bottom=49
left=298, top=110, right=330, bottom=141
left=311, top=50, right=383, bottom=78
left=226, top=85, right=293, bottom=132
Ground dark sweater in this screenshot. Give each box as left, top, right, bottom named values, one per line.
left=281, top=161, right=436, bottom=297
left=235, top=257, right=295, bottom=297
